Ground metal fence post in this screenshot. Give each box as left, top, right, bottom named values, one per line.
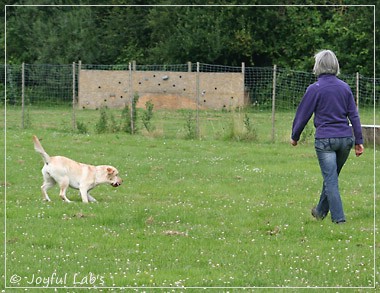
left=356, top=72, right=359, bottom=110
left=271, top=64, right=277, bottom=142
left=196, top=62, right=200, bottom=139
left=129, top=62, right=134, bottom=134
left=21, top=62, right=25, bottom=129
left=241, top=62, right=245, bottom=111
left=72, top=62, right=76, bottom=130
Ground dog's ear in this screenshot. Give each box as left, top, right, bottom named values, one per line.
left=106, top=167, right=114, bottom=174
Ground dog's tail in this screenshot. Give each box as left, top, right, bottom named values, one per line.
left=33, top=135, right=51, bottom=164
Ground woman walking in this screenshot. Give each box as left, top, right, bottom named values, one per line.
left=291, top=49, right=364, bottom=224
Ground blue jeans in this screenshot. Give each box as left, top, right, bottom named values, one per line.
left=314, top=137, right=354, bottom=222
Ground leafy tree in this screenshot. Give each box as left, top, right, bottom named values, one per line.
left=6, top=5, right=100, bottom=63
left=3, top=2, right=377, bottom=76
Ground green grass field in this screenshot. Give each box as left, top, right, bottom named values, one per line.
left=1, top=106, right=378, bottom=291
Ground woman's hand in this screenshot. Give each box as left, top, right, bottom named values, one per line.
left=355, top=144, right=364, bottom=157
left=291, top=139, right=298, bottom=146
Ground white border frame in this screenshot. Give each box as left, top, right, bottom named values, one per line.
left=3, top=3, right=376, bottom=290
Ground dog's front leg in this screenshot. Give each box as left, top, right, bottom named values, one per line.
left=87, top=194, right=97, bottom=203
left=79, top=187, right=89, bottom=203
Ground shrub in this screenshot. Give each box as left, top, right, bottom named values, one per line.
left=223, top=112, right=257, bottom=142
left=300, top=122, right=314, bottom=143
left=95, top=106, right=108, bottom=134
left=142, top=100, right=155, bottom=132
left=122, top=92, right=139, bottom=134
left=184, top=111, right=197, bottom=139
left=76, top=121, right=88, bottom=134
left=108, top=112, right=120, bottom=133
left=242, top=113, right=258, bottom=141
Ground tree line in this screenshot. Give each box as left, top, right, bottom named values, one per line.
left=3, top=1, right=377, bottom=76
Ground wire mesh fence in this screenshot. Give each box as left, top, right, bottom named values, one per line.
left=2, top=63, right=378, bottom=143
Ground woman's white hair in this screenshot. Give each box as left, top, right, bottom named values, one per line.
left=313, top=50, right=340, bottom=76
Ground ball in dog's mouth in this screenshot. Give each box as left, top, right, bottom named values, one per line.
left=111, top=182, right=121, bottom=187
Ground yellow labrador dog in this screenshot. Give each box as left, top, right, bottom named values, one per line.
left=33, top=135, right=122, bottom=203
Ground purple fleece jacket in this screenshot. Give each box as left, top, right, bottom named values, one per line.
left=291, top=74, right=363, bottom=145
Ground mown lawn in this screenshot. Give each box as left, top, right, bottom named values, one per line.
left=1, top=106, right=378, bottom=291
